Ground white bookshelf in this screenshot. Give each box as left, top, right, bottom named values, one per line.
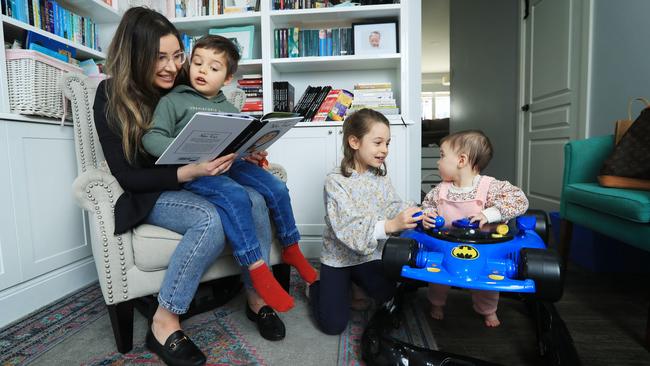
left=1, top=15, right=106, bottom=59
left=0, top=1, right=117, bottom=117
left=171, top=11, right=262, bottom=31
left=57, top=0, right=121, bottom=23
left=268, top=3, right=401, bottom=22
left=163, top=1, right=421, bottom=250
left=270, top=53, right=401, bottom=72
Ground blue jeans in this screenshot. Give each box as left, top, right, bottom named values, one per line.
left=145, top=188, right=272, bottom=314
left=183, top=159, right=300, bottom=266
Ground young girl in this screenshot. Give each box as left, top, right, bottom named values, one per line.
left=421, top=130, right=529, bottom=327
left=309, top=108, right=422, bottom=335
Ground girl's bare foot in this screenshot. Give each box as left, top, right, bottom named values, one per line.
left=484, top=312, right=500, bottom=327
left=430, top=305, right=444, bottom=320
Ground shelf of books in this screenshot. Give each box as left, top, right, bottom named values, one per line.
left=170, top=12, right=262, bottom=32
left=2, top=15, right=105, bottom=59
left=269, top=3, right=400, bottom=23
left=57, top=0, right=121, bottom=24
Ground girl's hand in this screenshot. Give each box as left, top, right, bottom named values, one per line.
left=177, top=153, right=237, bottom=183
left=422, top=210, right=439, bottom=229
left=385, top=207, right=422, bottom=234
left=243, top=150, right=268, bottom=164
left=469, top=213, right=489, bottom=228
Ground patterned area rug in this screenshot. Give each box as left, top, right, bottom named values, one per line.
left=0, top=268, right=436, bottom=366
left=0, top=283, right=106, bottom=365
left=81, top=305, right=265, bottom=366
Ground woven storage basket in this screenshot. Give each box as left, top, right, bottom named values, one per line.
left=5, top=49, right=83, bottom=119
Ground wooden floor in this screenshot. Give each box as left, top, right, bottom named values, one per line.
left=419, top=265, right=650, bottom=365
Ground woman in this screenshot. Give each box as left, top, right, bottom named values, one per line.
left=94, top=7, right=284, bottom=366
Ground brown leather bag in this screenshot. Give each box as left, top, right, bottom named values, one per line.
left=598, top=98, right=650, bottom=190
left=614, top=97, right=650, bottom=144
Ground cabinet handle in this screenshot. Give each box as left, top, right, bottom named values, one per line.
left=338, top=130, right=343, bottom=135
left=328, top=130, right=333, bottom=135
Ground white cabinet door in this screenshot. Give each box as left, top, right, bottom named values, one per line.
left=7, top=122, right=91, bottom=280
left=385, top=124, right=408, bottom=201
left=267, top=126, right=339, bottom=237
left=0, top=122, right=21, bottom=291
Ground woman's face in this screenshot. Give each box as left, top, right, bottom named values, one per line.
left=153, top=34, right=184, bottom=89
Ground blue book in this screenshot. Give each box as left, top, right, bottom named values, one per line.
left=26, top=30, right=76, bottom=57
left=29, top=43, right=68, bottom=62
left=318, top=29, right=326, bottom=56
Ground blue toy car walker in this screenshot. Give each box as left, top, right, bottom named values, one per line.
left=382, top=211, right=563, bottom=303
left=361, top=211, right=580, bottom=366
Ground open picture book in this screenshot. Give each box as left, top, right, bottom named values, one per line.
left=155, top=112, right=303, bottom=165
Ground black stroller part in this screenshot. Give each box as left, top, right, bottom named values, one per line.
left=526, top=299, right=582, bottom=366
left=519, top=248, right=564, bottom=302
left=361, top=289, right=502, bottom=366
left=382, top=237, right=419, bottom=280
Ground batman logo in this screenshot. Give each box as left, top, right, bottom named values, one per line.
left=451, top=245, right=479, bottom=260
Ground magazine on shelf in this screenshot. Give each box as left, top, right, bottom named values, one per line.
left=155, top=112, right=302, bottom=165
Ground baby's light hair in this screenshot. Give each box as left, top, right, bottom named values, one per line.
left=440, top=130, right=493, bottom=172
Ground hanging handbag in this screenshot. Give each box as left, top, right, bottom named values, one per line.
left=598, top=97, right=650, bottom=190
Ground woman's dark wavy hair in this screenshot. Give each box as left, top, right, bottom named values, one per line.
left=104, top=7, right=187, bottom=165
left=340, top=108, right=390, bottom=177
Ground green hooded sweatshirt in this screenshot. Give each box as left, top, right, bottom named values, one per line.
left=143, top=84, right=239, bottom=157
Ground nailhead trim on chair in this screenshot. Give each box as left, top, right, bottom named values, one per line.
left=86, top=181, right=128, bottom=303
left=65, top=76, right=99, bottom=172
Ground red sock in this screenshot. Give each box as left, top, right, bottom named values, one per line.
left=249, top=263, right=294, bottom=312
left=282, top=243, right=318, bottom=284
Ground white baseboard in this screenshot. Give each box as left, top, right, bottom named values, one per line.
left=0, top=257, right=98, bottom=328
left=298, top=238, right=322, bottom=260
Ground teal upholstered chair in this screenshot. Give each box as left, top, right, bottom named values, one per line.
left=559, top=134, right=650, bottom=349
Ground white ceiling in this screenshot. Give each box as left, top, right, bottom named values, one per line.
left=421, top=0, right=450, bottom=74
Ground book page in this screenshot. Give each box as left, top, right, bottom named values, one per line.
left=234, top=115, right=303, bottom=157
left=155, top=112, right=253, bottom=165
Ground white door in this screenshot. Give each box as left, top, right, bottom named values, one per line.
left=519, top=0, right=587, bottom=212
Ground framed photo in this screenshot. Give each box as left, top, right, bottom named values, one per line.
left=208, top=25, right=255, bottom=60
left=352, top=21, right=398, bottom=55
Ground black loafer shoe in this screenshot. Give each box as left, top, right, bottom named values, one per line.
left=246, top=304, right=286, bottom=341
left=145, top=329, right=206, bottom=366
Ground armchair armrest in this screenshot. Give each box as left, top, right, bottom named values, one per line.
left=562, top=135, right=614, bottom=186
left=268, top=163, right=287, bottom=183
left=72, top=168, right=124, bottom=211
left=72, top=168, right=134, bottom=305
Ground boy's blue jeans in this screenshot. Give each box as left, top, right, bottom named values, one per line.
left=183, top=159, right=300, bottom=266
left=145, top=188, right=272, bottom=314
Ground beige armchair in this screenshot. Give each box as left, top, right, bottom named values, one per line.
left=61, top=74, right=289, bottom=353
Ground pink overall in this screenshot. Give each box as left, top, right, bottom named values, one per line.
left=427, top=176, right=500, bottom=316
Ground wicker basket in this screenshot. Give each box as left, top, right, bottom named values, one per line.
left=5, top=49, right=83, bottom=119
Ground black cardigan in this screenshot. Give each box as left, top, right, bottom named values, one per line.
left=93, top=80, right=181, bottom=234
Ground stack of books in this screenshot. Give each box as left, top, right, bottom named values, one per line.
left=348, top=82, right=399, bottom=116
left=272, top=81, right=295, bottom=112
left=274, top=27, right=352, bottom=58
left=311, top=89, right=353, bottom=122
left=239, top=74, right=263, bottom=113
left=293, top=85, right=332, bottom=122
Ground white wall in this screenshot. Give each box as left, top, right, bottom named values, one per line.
left=449, top=0, right=519, bottom=182
left=588, top=0, right=650, bottom=137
